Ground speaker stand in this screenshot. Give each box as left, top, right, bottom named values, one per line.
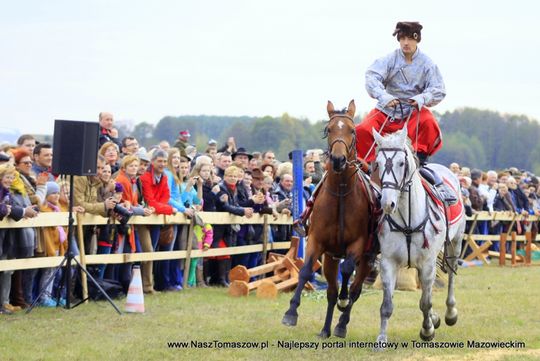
left=26, top=175, right=121, bottom=315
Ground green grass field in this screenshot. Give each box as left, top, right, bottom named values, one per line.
left=1, top=265, right=539, bottom=361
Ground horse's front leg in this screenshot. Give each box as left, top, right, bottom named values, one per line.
left=319, top=255, right=339, bottom=338
left=282, top=244, right=322, bottom=327
left=418, top=263, right=437, bottom=341
left=335, top=257, right=371, bottom=338
left=337, top=255, right=356, bottom=312
left=375, top=258, right=397, bottom=350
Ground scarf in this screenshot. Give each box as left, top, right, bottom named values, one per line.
left=10, top=171, right=27, bottom=196
left=48, top=202, right=67, bottom=244
left=226, top=183, right=236, bottom=193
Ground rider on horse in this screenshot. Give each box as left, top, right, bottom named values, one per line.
left=356, top=21, right=456, bottom=205
left=294, top=21, right=455, bottom=236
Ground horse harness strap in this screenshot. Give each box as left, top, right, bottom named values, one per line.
left=384, top=187, right=431, bottom=268
left=378, top=147, right=412, bottom=192
left=325, top=177, right=356, bottom=247
left=327, top=113, right=357, bottom=162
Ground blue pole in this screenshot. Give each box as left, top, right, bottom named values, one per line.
left=291, top=149, right=305, bottom=258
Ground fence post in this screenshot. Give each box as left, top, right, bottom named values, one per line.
left=499, top=232, right=507, bottom=267
left=262, top=215, right=269, bottom=265
left=511, top=231, right=517, bottom=267
left=525, top=231, right=532, bottom=266
left=76, top=213, right=88, bottom=303
left=183, top=217, right=195, bottom=289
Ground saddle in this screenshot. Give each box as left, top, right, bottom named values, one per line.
left=420, top=177, right=464, bottom=227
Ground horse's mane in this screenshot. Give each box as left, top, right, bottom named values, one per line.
left=330, top=108, right=348, bottom=115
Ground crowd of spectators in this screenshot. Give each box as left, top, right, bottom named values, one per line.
left=0, top=112, right=324, bottom=314
left=3, top=112, right=536, bottom=314
left=450, top=162, right=540, bottom=253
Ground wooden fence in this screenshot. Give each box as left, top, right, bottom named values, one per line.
left=0, top=210, right=537, bottom=274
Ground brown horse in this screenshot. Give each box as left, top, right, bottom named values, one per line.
left=282, top=100, right=375, bottom=338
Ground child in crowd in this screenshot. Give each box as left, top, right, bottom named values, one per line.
left=190, top=161, right=215, bottom=287
left=38, top=182, right=67, bottom=307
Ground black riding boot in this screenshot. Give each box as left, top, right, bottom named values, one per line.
left=417, top=153, right=458, bottom=205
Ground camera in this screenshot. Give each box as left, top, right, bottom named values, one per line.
left=113, top=203, right=133, bottom=226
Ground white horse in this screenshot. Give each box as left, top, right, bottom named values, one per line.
left=371, top=127, right=466, bottom=345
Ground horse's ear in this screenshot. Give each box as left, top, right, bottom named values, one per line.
left=347, top=100, right=356, bottom=117
left=327, top=101, right=335, bottom=116
left=372, top=128, right=384, bottom=145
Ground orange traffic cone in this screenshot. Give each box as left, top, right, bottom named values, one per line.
left=125, top=265, right=145, bottom=313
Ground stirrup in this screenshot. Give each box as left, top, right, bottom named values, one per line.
left=436, top=184, right=458, bottom=206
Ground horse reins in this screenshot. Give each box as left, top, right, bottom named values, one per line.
left=363, top=101, right=415, bottom=160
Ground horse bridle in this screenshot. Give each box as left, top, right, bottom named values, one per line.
left=377, top=147, right=414, bottom=193
left=327, top=114, right=357, bottom=162
left=378, top=146, right=435, bottom=268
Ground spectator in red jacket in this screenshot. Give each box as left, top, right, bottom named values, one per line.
left=139, top=149, right=175, bottom=293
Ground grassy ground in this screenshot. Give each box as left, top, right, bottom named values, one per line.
left=1, top=264, right=539, bottom=361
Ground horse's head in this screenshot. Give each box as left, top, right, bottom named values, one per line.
left=372, top=127, right=415, bottom=214
left=325, top=100, right=356, bottom=173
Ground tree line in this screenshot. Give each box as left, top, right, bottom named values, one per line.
left=119, top=107, right=540, bottom=174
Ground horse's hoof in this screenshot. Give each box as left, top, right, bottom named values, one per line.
left=445, top=308, right=458, bottom=326
left=445, top=314, right=458, bottom=326
left=419, top=328, right=435, bottom=342
left=318, top=330, right=331, bottom=339
left=282, top=313, right=298, bottom=327
left=431, top=314, right=441, bottom=329
left=333, top=326, right=347, bottom=338
left=373, top=335, right=388, bottom=351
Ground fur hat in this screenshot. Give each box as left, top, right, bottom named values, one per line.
left=393, top=21, right=423, bottom=42
left=46, top=181, right=60, bottom=196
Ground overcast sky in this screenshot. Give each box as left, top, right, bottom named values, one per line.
left=1, top=0, right=538, bottom=136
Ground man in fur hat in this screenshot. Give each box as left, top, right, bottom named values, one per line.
left=355, top=21, right=456, bottom=204
left=293, top=21, right=454, bottom=236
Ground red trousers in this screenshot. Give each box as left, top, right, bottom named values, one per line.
left=355, top=108, right=442, bottom=162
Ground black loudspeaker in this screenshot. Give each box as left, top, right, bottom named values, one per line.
left=52, top=120, right=100, bottom=176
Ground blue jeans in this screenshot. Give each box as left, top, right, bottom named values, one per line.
left=154, top=226, right=182, bottom=290
left=96, top=245, right=113, bottom=279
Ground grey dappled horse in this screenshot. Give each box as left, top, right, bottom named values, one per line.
left=371, top=127, right=466, bottom=346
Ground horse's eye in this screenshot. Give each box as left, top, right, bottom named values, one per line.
left=399, top=162, right=405, bottom=167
